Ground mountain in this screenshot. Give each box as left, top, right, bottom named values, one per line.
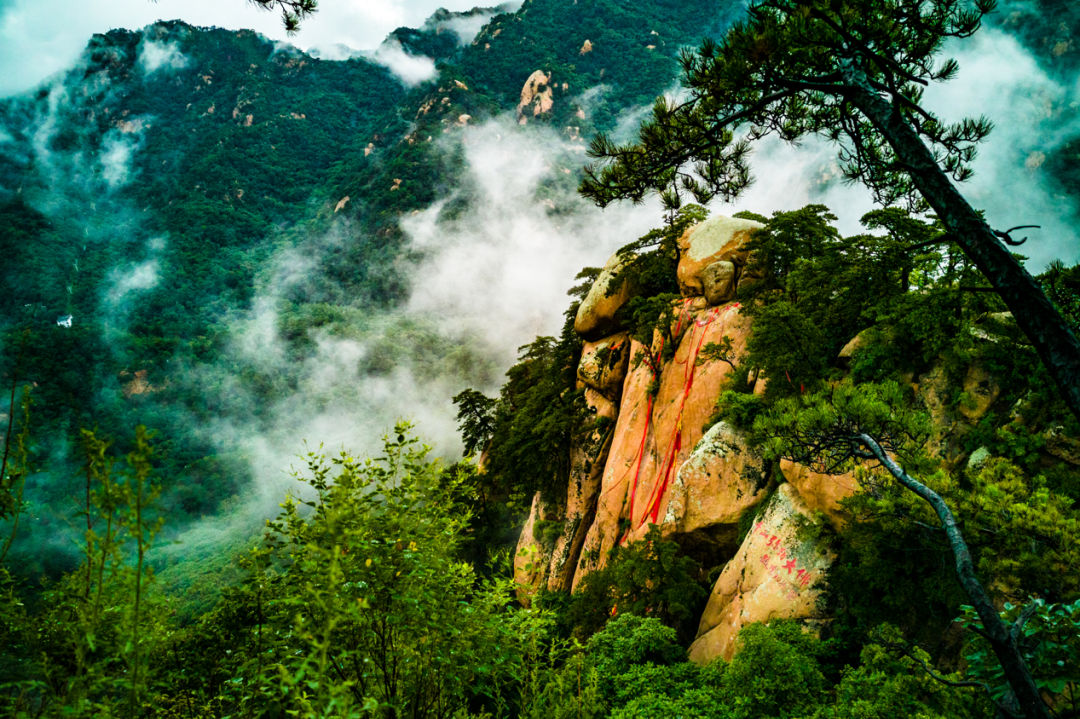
left=0, top=0, right=737, bottom=579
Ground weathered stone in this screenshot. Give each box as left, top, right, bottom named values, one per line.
left=837, top=332, right=865, bottom=368
left=513, top=493, right=560, bottom=604
left=960, top=363, right=1000, bottom=421
left=702, top=261, right=737, bottom=306
left=572, top=338, right=654, bottom=591
left=577, top=333, right=631, bottom=401
left=660, top=421, right=770, bottom=558
left=574, top=253, right=633, bottom=340
left=1043, top=427, right=1080, bottom=466
left=546, top=389, right=617, bottom=591
left=573, top=302, right=752, bottom=590
left=677, top=215, right=763, bottom=297
left=517, top=70, right=553, bottom=120
left=967, top=446, right=992, bottom=470
left=688, top=484, right=833, bottom=664
left=778, top=460, right=860, bottom=529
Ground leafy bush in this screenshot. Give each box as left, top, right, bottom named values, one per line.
left=585, top=614, right=685, bottom=681
left=568, top=525, right=707, bottom=641
left=720, top=622, right=826, bottom=719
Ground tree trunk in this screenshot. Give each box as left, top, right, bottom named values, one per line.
left=857, top=433, right=1050, bottom=719
left=841, top=61, right=1080, bottom=425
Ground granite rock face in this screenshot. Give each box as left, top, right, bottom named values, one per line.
left=676, top=215, right=763, bottom=298
left=574, top=253, right=633, bottom=340
left=688, top=484, right=834, bottom=664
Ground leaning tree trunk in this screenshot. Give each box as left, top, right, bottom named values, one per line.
left=857, top=433, right=1050, bottom=719
left=841, top=62, right=1080, bottom=427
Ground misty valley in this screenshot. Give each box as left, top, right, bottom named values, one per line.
left=3, top=0, right=1080, bottom=717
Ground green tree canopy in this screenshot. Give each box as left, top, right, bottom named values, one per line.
left=580, top=0, right=1080, bottom=427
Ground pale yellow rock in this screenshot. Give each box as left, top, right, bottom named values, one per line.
left=577, top=333, right=631, bottom=401
left=688, top=484, right=833, bottom=664
left=573, top=302, right=752, bottom=590
left=702, top=261, right=737, bottom=306
left=960, top=364, right=1000, bottom=421
left=837, top=332, right=864, bottom=368
left=546, top=389, right=618, bottom=591
left=661, top=421, right=769, bottom=553
left=677, top=216, right=764, bottom=297
left=517, top=70, right=553, bottom=120
left=574, top=253, right=633, bottom=340
left=513, top=493, right=559, bottom=605
left=778, top=459, right=860, bottom=529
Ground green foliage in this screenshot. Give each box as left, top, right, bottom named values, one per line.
left=584, top=614, right=685, bottom=682
left=754, top=379, right=932, bottom=474
left=720, top=622, right=825, bottom=719
left=214, top=423, right=537, bottom=717
left=818, top=627, right=990, bottom=719
left=0, top=426, right=167, bottom=718
left=960, top=599, right=1080, bottom=707
left=568, top=526, right=707, bottom=642
left=476, top=311, right=591, bottom=504
left=453, top=388, right=498, bottom=457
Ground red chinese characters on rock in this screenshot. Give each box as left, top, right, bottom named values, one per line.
left=756, top=522, right=813, bottom=601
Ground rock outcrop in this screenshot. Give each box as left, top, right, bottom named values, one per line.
left=573, top=300, right=753, bottom=588
left=661, top=421, right=770, bottom=559
left=577, top=333, right=630, bottom=401
left=778, top=460, right=859, bottom=529
left=688, top=483, right=834, bottom=664
left=517, top=70, right=554, bottom=122
left=544, top=388, right=618, bottom=592
left=574, top=252, right=633, bottom=340
left=676, top=215, right=764, bottom=299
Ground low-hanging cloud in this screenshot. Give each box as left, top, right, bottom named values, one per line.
left=106, top=258, right=160, bottom=306
left=430, top=2, right=523, bottom=46
left=164, top=115, right=661, bottom=533
left=137, top=38, right=190, bottom=75
left=365, top=38, right=437, bottom=87
left=100, top=131, right=139, bottom=189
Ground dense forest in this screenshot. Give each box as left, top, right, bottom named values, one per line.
left=2, top=0, right=1080, bottom=717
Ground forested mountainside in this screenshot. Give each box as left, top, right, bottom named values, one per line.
left=0, top=0, right=730, bottom=579
left=4, top=0, right=1080, bottom=717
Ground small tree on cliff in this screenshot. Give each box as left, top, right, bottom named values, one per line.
left=755, top=381, right=1053, bottom=719
left=579, top=0, right=1080, bottom=426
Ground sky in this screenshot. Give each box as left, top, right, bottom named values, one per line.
left=0, top=0, right=495, bottom=97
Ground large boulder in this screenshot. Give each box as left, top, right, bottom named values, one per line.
left=545, top=389, right=618, bottom=591
left=677, top=216, right=763, bottom=298
left=575, top=253, right=633, bottom=340
left=577, top=333, right=631, bottom=401
left=702, top=261, right=737, bottom=306
left=660, top=421, right=770, bottom=560
left=572, top=301, right=753, bottom=589
left=688, top=483, right=834, bottom=664
left=778, top=460, right=860, bottom=529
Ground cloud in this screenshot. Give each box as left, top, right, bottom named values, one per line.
left=100, top=131, right=138, bottom=189
left=429, top=2, right=522, bottom=46
left=365, top=38, right=437, bottom=86
left=700, top=27, right=1080, bottom=270
left=160, top=115, right=661, bottom=524
left=137, top=38, right=190, bottom=75
left=106, top=258, right=160, bottom=306
left=923, top=28, right=1080, bottom=269
left=0, top=0, right=498, bottom=98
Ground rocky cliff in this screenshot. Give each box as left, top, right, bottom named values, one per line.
left=512, top=212, right=1027, bottom=661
